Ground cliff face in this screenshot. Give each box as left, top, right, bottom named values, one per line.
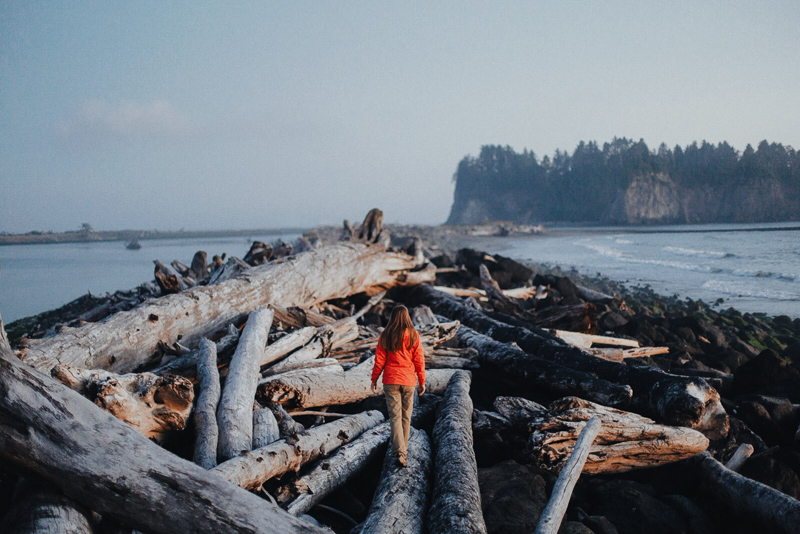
left=448, top=172, right=800, bottom=226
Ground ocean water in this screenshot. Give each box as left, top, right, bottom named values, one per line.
left=0, top=233, right=299, bottom=323
left=494, top=222, right=800, bottom=318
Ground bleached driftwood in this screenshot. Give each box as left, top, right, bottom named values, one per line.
left=535, top=417, right=601, bottom=534
left=584, top=346, right=669, bottom=362
left=428, top=371, right=487, bottom=534
left=269, top=320, right=358, bottom=373
left=355, top=428, right=432, bottom=534
left=0, top=322, right=328, bottom=534
left=252, top=406, right=280, bottom=449
left=725, top=443, right=755, bottom=472
left=51, top=364, right=194, bottom=441
left=150, top=324, right=240, bottom=379
left=527, top=397, right=709, bottom=474
left=20, top=241, right=434, bottom=373
left=281, top=423, right=391, bottom=515
left=258, top=356, right=457, bottom=408
left=194, top=338, right=221, bottom=468
left=212, top=411, right=385, bottom=491
left=553, top=330, right=639, bottom=350
left=217, top=308, right=274, bottom=460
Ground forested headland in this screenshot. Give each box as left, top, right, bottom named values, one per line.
left=447, top=139, right=800, bottom=225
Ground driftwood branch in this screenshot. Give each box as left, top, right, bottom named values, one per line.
left=194, top=338, right=221, bottom=468
left=535, top=416, right=601, bottom=534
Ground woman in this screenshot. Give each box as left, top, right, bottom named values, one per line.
left=371, top=305, right=425, bottom=467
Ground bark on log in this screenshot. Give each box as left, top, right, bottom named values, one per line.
left=535, top=417, right=601, bottom=534
left=51, top=364, right=194, bottom=441
left=211, top=411, right=385, bottom=491
left=693, top=451, right=800, bottom=534
left=0, top=324, right=329, bottom=534
left=527, top=397, right=709, bottom=474
left=194, top=338, right=221, bottom=468
left=217, top=308, right=274, bottom=461
left=21, top=242, right=434, bottom=374
left=190, top=250, right=209, bottom=280
left=405, top=284, right=729, bottom=439
left=258, top=356, right=457, bottom=409
left=454, top=324, right=633, bottom=407
left=355, top=428, right=432, bottom=534
left=282, top=423, right=391, bottom=515
left=252, top=407, right=280, bottom=449
left=269, top=403, right=308, bottom=441
left=355, top=208, right=384, bottom=243
left=428, top=371, right=487, bottom=534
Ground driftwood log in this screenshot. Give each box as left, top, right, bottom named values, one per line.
left=525, top=397, right=709, bottom=474
left=20, top=242, right=434, bottom=373
left=252, top=406, right=280, bottom=449
left=428, top=371, right=487, bottom=534
left=194, top=338, right=221, bottom=468
left=282, top=423, right=391, bottom=515
left=150, top=324, right=240, bottom=379
left=258, top=356, right=457, bottom=409
left=211, top=411, right=385, bottom=491
left=355, top=428, right=432, bottom=534
left=693, top=452, right=800, bottom=534
left=217, top=308, right=274, bottom=460
left=51, top=364, right=194, bottom=441
left=535, top=417, right=601, bottom=534
left=454, top=324, right=633, bottom=407
left=406, top=284, right=729, bottom=439
left=0, top=318, right=328, bottom=534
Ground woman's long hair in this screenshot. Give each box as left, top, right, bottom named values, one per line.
left=378, top=305, right=419, bottom=352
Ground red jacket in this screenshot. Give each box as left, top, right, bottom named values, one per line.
left=371, top=329, right=425, bottom=387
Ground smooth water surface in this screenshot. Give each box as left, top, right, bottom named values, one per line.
left=0, top=233, right=299, bottom=323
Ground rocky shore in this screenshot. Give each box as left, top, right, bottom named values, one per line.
left=2, top=218, right=799, bottom=533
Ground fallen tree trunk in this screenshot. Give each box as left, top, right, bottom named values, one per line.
left=535, top=416, right=601, bottom=534
left=258, top=356, right=457, bottom=408
left=211, top=411, right=385, bottom=491
left=404, top=284, right=729, bottom=439
left=282, top=423, right=391, bottom=515
left=693, top=451, right=800, bottom=534
left=428, top=371, right=487, bottom=534
left=21, top=242, right=434, bottom=374
left=194, top=338, right=221, bottom=468
left=51, top=364, right=194, bottom=441
left=454, top=325, right=633, bottom=407
left=526, top=397, right=709, bottom=474
left=0, top=317, right=328, bottom=534
left=217, top=308, right=274, bottom=461
left=355, top=428, right=432, bottom=534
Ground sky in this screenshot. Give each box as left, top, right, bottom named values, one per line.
left=1, top=1, right=798, bottom=233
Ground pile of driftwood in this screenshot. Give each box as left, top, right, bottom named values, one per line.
left=1, top=210, right=799, bottom=534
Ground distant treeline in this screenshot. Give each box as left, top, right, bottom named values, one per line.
left=447, top=139, right=800, bottom=225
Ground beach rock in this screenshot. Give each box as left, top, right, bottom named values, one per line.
left=734, top=400, right=784, bottom=446
left=733, top=349, right=800, bottom=401
left=740, top=455, right=800, bottom=499
left=782, top=341, right=800, bottom=365
left=599, top=311, right=628, bottom=331
left=674, top=326, right=697, bottom=344
left=717, top=349, right=749, bottom=372
left=559, top=521, right=595, bottom=534
left=659, top=495, right=714, bottom=534
left=581, top=515, right=619, bottom=534
left=478, top=459, right=547, bottom=533
left=589, top=479, right=687, bottom=534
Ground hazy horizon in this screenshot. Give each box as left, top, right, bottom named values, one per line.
left=2, top=1, right=798, bottom=233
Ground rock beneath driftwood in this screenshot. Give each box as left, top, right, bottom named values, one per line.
left=478, top=460, right=547, bottom=534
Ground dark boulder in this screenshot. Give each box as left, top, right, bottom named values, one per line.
left=659, top=495, right=714, bottom=534
left=479, top=460, right=547, bottom=533
left=588, top=479, right=688, bottom=534
left=733, top=349, right=800, bottom=402
left=599, top=312, right=628, bottom=332
left=559, top=521, right=595, bottom=534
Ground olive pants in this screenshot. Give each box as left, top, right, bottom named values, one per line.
left=384, top=383, right=415, bottom=460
